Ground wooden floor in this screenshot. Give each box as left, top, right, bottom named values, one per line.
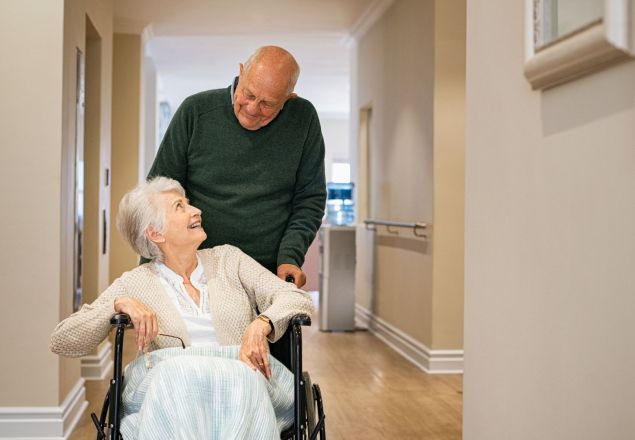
left=70, top=322, right=462, bottom=439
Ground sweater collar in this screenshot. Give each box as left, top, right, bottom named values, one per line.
left=230, top=76, right=238, bottom=104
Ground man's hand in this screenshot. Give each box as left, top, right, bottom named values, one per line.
left=113, top=297, right=158, bottom=351
left=277, top=263, right=306, bottom=288
left=239, top=318, right=272, bottom=379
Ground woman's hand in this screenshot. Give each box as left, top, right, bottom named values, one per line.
left=239, top=318, right=273, bottom=379
left=113, top=297, right=159, bottom=351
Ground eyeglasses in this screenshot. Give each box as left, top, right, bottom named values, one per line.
left=158, top=333, right=186, bottom=349
left=137, top=333, right=186, bottom=369
left=237, top=86, right=284, bottom=116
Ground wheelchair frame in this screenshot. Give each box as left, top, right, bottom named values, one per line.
left=91, top=313, right=326, bottom=440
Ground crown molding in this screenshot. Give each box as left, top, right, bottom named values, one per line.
left=342, top=0, right=396, bottom=47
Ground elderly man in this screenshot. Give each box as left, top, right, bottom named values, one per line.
left=148, top=46, right=326, bottom=287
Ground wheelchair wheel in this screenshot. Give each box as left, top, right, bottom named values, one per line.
left=303, top=372, right=317, bottom=435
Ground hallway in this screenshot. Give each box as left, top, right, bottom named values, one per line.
left=3, top=0, right=635, bottom=438
left=70, top=321, right=462, bottom=440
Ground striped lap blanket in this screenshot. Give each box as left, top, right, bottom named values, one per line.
left=119, top=345, right=294, bottom=439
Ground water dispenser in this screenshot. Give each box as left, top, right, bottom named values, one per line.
left=326, top=182, right=355, bottom=225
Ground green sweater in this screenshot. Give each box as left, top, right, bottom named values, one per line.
left=148, top=85, right=326, bottom=272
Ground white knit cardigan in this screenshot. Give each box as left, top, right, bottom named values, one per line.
left=50, top=245, right=314, bottom=358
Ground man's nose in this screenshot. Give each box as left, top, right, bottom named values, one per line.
left=245, top=99, right=260, bottom=115
left=189, top=205, right=202, bottom=215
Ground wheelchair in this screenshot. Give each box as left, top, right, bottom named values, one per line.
left=91, top=313, right=326, bottom=440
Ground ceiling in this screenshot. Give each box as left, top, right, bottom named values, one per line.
left=114, top=0, right=388, bottom=115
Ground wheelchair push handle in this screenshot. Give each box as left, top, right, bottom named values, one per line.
left=110, top=313, right=131, bottom=327
left=292, top=314, right=311, bottom=327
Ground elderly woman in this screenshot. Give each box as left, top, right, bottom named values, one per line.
left=50, top=177, right=313, bottom=439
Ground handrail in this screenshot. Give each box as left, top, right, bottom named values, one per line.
left=363, top=219, right=429, bottom=238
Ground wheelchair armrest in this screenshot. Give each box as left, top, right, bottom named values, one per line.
left=110, top=313, right=131, bottom=327
left=291, top=314, right=311, bottom=327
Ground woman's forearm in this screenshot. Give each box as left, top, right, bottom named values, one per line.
left=49, top=282, right=122, bottom=357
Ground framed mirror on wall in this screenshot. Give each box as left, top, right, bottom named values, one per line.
left=524, top=0, right=635, bottom=90
left=73, top=47, right=85, bottom=312
left=535, top=0, right=604, bottom=47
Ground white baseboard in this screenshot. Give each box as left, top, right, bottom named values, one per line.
left=355, top=304, right=464, bottom=374
left=354, top=303, right=372, bottom=329
left=81, top=340, right=112, bottom=380
left=0, top=379, right=87, bottom=439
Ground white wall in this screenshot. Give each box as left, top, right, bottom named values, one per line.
left=141, top=54, right=158, bottom=177
left=464, top=0, right=635, bottom=438
left=319, top=114, right=350, bottom=183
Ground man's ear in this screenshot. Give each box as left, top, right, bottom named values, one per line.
left=145, top=225, right=165, bottom=244
left=239, top=63, right=244, bottom=77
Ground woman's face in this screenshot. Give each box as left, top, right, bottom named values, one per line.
left=157, top=190, right=206, bottom=248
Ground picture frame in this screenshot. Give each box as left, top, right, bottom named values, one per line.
left=524, top=0, right=635, bottom=90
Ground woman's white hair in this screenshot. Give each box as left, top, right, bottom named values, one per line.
left=116, top=176, right=185, bottom=262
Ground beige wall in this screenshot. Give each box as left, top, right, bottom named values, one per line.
left=431, top=0, right=465, bottom=349
left=81, top=3, right=113, bottom=305
left=110, top=33, right=143, bottom=281
left=0, top=0, right=65, bottom=407
left=0, top=0, right=113, bottom=407
left=60, top=0, right=85, bottom=403
left=61, top=0, right=114, bottom=402
left=353, top=0, right=465, bottom=350
left=354, top=0, right=435, bottom=346
left=83, top=17, right=103, bottom=304
left=464, top=0, right=635, bottom=438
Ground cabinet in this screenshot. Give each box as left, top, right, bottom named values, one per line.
left=318, top=225, right=356, bottom=331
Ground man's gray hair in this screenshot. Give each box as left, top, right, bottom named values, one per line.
left=116, top=176, right=185, bottom=262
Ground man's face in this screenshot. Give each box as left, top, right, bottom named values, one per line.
left=233, top=64, right=293, bottom=131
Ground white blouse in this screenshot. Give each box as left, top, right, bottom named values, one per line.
left=154, top=258, right=219, bottom=347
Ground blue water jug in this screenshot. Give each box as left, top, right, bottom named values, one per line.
left=326, top=182, right=355, bottom=225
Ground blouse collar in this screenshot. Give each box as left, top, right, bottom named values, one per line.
left=154, top=256, right=206, bottom=288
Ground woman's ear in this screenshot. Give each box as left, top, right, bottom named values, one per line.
left=145, top=225, right=165, bottom=244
